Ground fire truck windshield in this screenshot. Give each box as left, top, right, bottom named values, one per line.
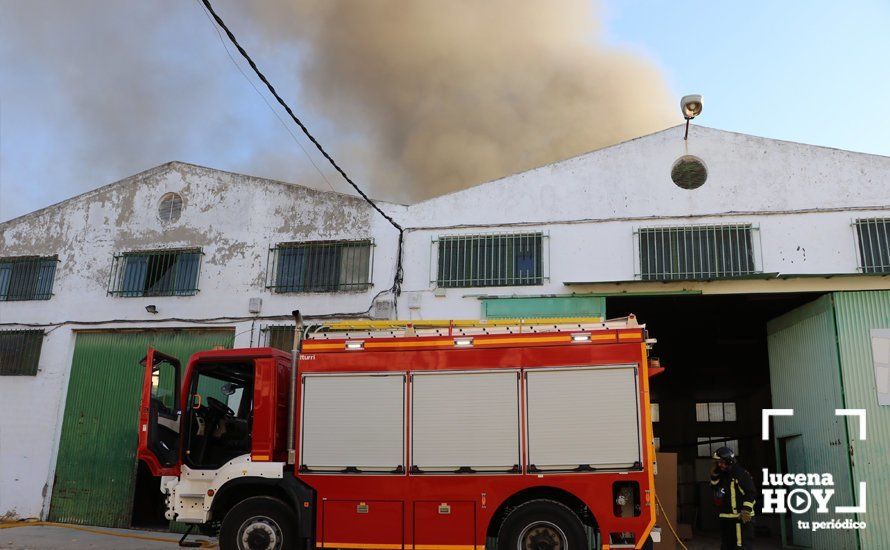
left=184, top=361, right=254, bottom=469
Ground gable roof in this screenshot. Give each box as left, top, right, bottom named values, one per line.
left=1, top=161, right=404, bottom=227
left=401, top=124, right=890, bottom=229
left=409, top=124, right=890, bottom=208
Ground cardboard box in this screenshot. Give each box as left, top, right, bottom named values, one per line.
left=654, top=452, right=678, bottom=550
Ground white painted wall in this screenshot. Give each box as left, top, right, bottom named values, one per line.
left=1, top=125, right=888, bottom=519
left=0, top=162, right=403, bottom=518
left=398, top=125, right=890, bottom=317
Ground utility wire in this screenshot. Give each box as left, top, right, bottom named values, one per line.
left=0, top=307, right=389, bottom=332
left=198, top=0, right=404, bottom=311
left=192, top=0, right=338, bottom=195
left=198, top=0, right=402, bottom=234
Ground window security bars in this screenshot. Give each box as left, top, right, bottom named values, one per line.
left=637, top=224, right=759, bottom=280
left=0, top=256, right=58, bottom=301
left=108, top=248, right=202, bottom=297
left=267, top=240, right=373, bottom=293
left=435, top=233, right=545, bottom=288
left=0, top=330, right=44, bottom=376
left=855, top=218, right=890, bottom=273
left=260, top=325, right=295, bottom=352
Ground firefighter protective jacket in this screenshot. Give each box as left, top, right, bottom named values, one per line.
left=710, top=464, right=757, bottom=519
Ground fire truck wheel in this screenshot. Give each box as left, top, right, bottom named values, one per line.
left=219, top=496, right=298, bottom=550
left=497, top=499, right=586, bottom=550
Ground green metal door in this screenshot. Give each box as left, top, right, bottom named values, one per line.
left=767, top=295, right=857, bottom=549
left=782, top=435, right=813, bottom=547
left=48, top=329, right=234, bottom=527
left=832, top=291, right=890, bottom=550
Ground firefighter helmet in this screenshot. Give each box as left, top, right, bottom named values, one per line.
left=712, top=446, right=737, bottom=465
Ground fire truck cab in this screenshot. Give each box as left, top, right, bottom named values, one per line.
left=138, top=316, right=659, bottom=550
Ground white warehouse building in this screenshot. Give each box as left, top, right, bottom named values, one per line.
left=1, top=125, right=888, bottom=549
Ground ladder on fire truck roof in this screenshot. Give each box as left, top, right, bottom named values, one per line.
left=304, top=315, right=640, bottom=340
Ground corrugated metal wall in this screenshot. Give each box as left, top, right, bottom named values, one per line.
left=833, top=291, right=890, bottom=550
left=767, top=295, right=858, bottom=549
left=48, top=329, right=234, bottom=527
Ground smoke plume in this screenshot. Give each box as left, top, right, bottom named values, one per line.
left=1, top=1, right=674, bottom=220
left=243, top=0, right=675, bottom=200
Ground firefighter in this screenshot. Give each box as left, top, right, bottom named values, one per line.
left=710, top=446, right=756, bottom=549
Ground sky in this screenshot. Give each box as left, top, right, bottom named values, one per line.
left=1, top=0, right=888, bottom=223
left=601, top=1, right=890, bottom=156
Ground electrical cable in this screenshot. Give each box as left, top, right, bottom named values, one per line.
left=197, top=0, right=401, bottom=233
left=192, top=0, right=339, bottom=195
left=0, top=308, right=387, bottom=331
left=655, top=492, right=689, bottom=550
left=197, top=0, right=404, bottom=315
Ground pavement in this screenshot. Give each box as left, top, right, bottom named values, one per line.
left=1, top=521, right=783, bottom=549
left=0, top=522, right=216, bottom=550
left=681, top=532, right=782, bottom=549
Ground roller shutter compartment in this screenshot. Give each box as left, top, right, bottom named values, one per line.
left=412, top=370, right=520, bottom=472
left=301, top=373, right=405, bottom=472
left=526, top=365, right=641, bottom=471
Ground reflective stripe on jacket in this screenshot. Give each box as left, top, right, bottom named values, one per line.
left=710, top=463, right=757, bottom=519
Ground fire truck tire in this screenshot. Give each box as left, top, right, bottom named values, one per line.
left=496, top=499, right=586, bottom=550
left=219, top=496, right=298, bottom=550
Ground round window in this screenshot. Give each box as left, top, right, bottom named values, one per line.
left=671, top=156, right=707, bottom=190
left=158, top=192, right=183, bottom=223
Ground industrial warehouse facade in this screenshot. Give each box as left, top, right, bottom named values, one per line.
left=1, top=125, right=888, bottom=549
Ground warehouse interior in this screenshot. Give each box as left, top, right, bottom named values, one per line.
left=607, top=292, right=824, bottom=543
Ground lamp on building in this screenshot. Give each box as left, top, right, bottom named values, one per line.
left=680, top=94, right=703, bottom=141
left=145, top=305, right=158, bottom=314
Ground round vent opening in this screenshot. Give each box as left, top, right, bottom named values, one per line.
left=671, top=156, right=707, bottom=190
left=158, top=192, right=184, bottom=223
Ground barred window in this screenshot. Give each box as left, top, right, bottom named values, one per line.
left=261, top=325, right=296, bottom=352
left=637, top=224, right=758, bottom=280
left=267, top=240, right=372, bottom=293
left=855, top=218, right=890, bottom=273
left=158, top=192, right=184, bottom=223
left=0, top=330, right=44, bottom=376
left=436, top=233, right=544, bottom=288
left=0, top=256, right=58, bottom=301
left=108, top=248, right=202, bottom=297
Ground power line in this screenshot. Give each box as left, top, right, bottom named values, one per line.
left=198, top=0, right=402, bottom=234
left=192, top=0, right=338, bottom=195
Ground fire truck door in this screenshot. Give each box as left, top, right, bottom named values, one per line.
left=322, top=500, right=404, bottom=548
left=137, top=348, right=182, bottom=476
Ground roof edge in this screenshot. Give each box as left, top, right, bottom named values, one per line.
left=1, top=160, right=405, bottom=227
left=1, top=162, right=175, bottom=227
left=410, top=123, right=890, bottom=207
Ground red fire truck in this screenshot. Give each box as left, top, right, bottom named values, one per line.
left=137, top=314, right=659, bottom=550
